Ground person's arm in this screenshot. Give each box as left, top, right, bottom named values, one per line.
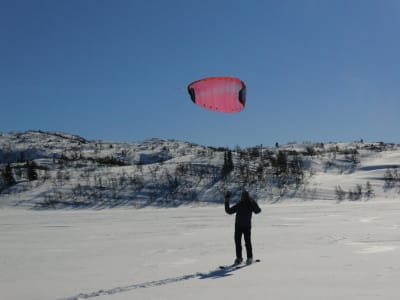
left=224, top=191, right=237, bottom=214
left=251, top=198, right=261, bottom=214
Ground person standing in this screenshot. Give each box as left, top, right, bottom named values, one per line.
left=225, top=190, right=261, bottom=264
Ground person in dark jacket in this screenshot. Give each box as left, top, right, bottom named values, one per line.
left=225, top=190, right=261, bottom=264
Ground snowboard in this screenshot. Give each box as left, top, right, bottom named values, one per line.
left=219, top=259, right=260, bottom=270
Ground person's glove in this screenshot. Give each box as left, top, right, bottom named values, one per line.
left=225, top=191, right=232, bottom=201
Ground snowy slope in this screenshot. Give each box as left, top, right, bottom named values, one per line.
left=1, top=131, right=400, bottom=208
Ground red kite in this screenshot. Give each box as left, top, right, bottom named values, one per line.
left=187, top=77, right=246, bottom=113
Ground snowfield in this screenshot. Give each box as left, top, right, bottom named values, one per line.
left=1, top=131, right=400, bottom=299
left=1, top=199, right=400, bottom=300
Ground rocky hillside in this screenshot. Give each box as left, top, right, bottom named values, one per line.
left=1, top=131, right=399, bottom=208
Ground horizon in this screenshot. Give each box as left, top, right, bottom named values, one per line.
left=1, top=1, right=399, bottom=147
left=1, top=129, right=398, bottom=149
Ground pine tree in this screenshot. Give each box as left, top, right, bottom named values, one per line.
left=290, top=153, right=304, bottom=186
left=365, top=181, right=374, bottom=198
left=26, top=161, right=38, bottom=181
left=1, top=164, right=16, bottom=187
left=222, top=150, right=234, bottom=178
left=276, top=151, right=288, bottom=175
left=335, top=186, right=346, bottom=201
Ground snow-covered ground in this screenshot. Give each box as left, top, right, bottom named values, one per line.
left=1, top=198, right=400, bottom=300
left=1, top=131, right=400, bottom=299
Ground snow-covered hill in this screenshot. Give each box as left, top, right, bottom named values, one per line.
left=1, top=130, right=400, bottom=208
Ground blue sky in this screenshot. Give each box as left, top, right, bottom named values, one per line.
left=1, top=0, right=399, bottom=147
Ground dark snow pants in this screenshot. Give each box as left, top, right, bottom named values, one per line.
left=234, top=226, right=253, bottom=259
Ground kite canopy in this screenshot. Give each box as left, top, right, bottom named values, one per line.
left=187, top=77, right=246, bottom=113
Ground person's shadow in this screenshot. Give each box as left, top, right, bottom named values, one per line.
left=59, top=265, right=245, bottom=300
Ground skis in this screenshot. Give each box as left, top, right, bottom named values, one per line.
left=219, top=259, right=260, bottom=270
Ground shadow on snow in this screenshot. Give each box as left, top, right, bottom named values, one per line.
left=60, top=265, right=246, bottom=300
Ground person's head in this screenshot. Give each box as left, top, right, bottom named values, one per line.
left=240, top=190, right=250, bottom=202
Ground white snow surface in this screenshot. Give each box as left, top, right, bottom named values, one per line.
left=1, top=199, right=400, bottom=300
left=1, top=131, right=400, bottom=299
